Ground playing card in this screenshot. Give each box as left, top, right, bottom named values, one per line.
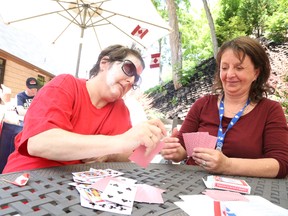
left=80, top=193, right=133, bottom=215
left=1, top=173, right=30, bottom=186
left=101, top=180, right=137, bottom=208
left=203, top=189, right=249, bottom=201
left=72, top=168, right=124, bottom=184
left=77, top=187, right=104, bottom=203
left=129, top=141, right=165, bottom=168
left=99, top=168, right=124, bottom=177
left=91, top=176, right=137, bottom=193
left=135, top=184, right=165, bottom=203
left=183, top=132, right=217, bottom=156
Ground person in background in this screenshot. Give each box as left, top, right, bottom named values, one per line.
left=3, top=44, right=166, bottom=173
left=0, top=84, right=12, bottom=105
left=16, top=77, right=40, bottom=117
left=161, top=36, right=288, bottom=178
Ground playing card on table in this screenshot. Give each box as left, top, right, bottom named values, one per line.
left=90, top=168, right=124, bottom=177
left=72, top=168, right=124, bottom=184
left=80, top=193, right=133, bottom=215
left=135, top=184, right=165, bottom=203
left=91, top=176, right=137, bottom=192
left=101, top=180, right=137, bottom=208
left=203, top=189, right=249, bottom=201
left=183, top=132, right=217, bottom=156
left=77, top=187, right=104, bottom=203
left=72, top=170, right=107, bottom=179
left=1, top=173, right=30, bottom=186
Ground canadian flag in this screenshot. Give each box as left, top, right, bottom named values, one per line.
left=150, top=53, right=161, bottom=68
left=131, top=25, right=149, bottom=39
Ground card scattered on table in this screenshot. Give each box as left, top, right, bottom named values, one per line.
left=202, top=189, right=249, bottom=201
left=101, top=180, right=137, bottom=208
left=70, top=168, right=165, bottom=215
left=203, top=175, right=251, bottom=194
left=183, top=132, right=217, bottom=156
left=0, top=173, right=30, bottom=186
left=129, top=141, right=165, bottom=168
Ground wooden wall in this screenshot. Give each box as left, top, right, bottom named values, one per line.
left=0, top=50, right=55, bottom=98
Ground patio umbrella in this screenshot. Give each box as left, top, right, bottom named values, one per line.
left=0, top=0, right=171, bottom=77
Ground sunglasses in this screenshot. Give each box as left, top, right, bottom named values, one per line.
left=121, top=60, right=142, bottom=89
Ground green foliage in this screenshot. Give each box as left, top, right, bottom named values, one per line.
left=178, top=67, right=196, bottom=86
left=152, top=0, right=214, bottom=83
left=215, top=0, right=287, bottom=45
left=170, top=96, right=178, bottom=105
left=216, top=16, right=248, bottom=45
left=265, top=0, right=288, bottom=43
left=144, top=81, right=168, bottom=95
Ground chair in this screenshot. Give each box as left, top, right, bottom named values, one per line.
left=0, top=122, right=23, bottom=173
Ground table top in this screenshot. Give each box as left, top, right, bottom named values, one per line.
left=0, top=162, right=287, bottom=215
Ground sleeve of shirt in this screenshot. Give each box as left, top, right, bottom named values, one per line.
left=16, top=93, right=24, bottom=106
left=263, top=101, right=288, bottom=178
left=17, top=74, right=77, bottom=155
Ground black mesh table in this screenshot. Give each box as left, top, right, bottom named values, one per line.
left=0, top=163, right=287, bottom=215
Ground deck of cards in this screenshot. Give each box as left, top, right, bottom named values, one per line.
left=203, top=175, right=251, bottom=194
left=183, top=132, right=217, bottom=155
left=70, top=168, right=165, bottom=215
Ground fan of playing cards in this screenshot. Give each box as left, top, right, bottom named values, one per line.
left=69, top=168, right=165, bottom=215
left=183, top=132, right=217, bottom=156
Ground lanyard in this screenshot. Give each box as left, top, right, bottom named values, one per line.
left=216, top=96, right=250, bottom=151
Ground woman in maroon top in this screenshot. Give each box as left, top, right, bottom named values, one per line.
left=161, top=36, right=288, bottom=178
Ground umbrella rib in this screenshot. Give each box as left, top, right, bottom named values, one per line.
left=88, top=11, right=147, bottom=49
left=52, top=18, right=75, bottom=44
left=89, top=5, right=171, bottom=31
left=6, top=9, right=68, bottom=25
left=56, top=1, right=82, bottom=27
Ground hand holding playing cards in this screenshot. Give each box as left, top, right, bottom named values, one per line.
left=192, top=147, right=230, bottom=173
left=161, top=128, right=187, bottom=163
left=122, top=119, right=167, bottom=156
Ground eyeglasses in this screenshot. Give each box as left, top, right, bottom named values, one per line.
left=121, top=60, right=142, bottom=89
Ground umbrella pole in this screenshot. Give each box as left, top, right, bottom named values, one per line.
left=75, top=27, right=84, bottom=78
left=75, top=5, right=89, bottom=78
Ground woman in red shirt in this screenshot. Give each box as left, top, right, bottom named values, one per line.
left=3, top=45, right=166, bottom=173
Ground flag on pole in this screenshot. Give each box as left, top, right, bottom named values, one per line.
left=150, top=53, right=161, bottom=68
left=131, top=25, right=149, bottom=39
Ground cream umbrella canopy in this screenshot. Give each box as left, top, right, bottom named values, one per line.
left=0, top=0, right=171, bottom=77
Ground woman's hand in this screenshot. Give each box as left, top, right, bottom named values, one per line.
left=121, top=118, right=167, bottom=156
left=161, top=128, right=187, bottom=162
left=192, top=147, right=230, bottom=173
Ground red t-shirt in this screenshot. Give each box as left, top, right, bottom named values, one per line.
left=180, top=95, right=288, bottom=178
left=3, top=74, right=132, bottom=173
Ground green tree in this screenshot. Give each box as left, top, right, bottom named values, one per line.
left=215, top=0, right=247, bottom=45
left=265, top=0, right=288, bottom=43
left=238, top=0, right=275, bottom=37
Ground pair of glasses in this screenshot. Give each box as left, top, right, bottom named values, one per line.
left=121, top=60, right=142, bottom=89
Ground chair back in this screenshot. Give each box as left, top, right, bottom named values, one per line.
left=0, top=122, right=23, bottom=173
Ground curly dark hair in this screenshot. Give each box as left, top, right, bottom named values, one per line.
left=212, top=36, right=274, bottom=103
left=89, top=44, right=145, bottom=78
